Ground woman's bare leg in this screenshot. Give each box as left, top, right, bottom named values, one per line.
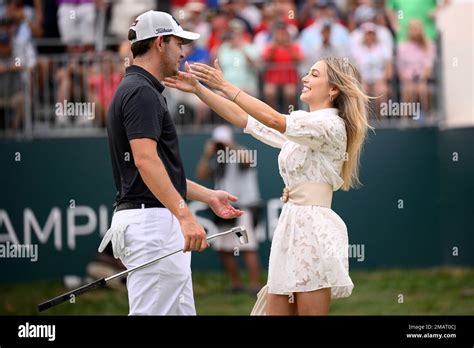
left=295, top=288, right=331, bottom=315
left=267, top=293, right=297, bottom=315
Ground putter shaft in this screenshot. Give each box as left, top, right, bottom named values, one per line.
left=38, top=226, right=246, bottom=312
left=107, top=227, right=243, bottom=282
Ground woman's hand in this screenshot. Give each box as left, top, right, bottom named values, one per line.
left=190, top=59, right=227, bottom=92
left=163, top=62, right=199, bottom=93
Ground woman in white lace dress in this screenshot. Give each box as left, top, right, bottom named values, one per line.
left=164, top=57, right=370, bottom=315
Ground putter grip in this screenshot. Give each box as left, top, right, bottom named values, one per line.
left=38, top=278, right=107, bottom=312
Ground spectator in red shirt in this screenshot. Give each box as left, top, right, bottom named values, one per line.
left=87, top=51, right=122, bottom=127
left=207, top=11, right=230, bottom=54
left=262, top=21, right=303, bottom=112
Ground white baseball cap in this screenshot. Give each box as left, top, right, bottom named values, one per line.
left=129, top=10, right=200, bottom=44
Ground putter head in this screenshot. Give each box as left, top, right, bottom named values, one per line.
left=231, top=226, right=248, bottom=245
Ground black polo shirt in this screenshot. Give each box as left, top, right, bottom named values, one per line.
left=106, top=65, right=186, bottom=208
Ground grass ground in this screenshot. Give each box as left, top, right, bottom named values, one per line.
left=1, top=267, right=473, bottom=315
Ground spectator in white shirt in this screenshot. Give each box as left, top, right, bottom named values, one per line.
left=351, top=23, right=392, bottom=119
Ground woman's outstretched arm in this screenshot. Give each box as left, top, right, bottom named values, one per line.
left=163, top=63, right=248, bottom=129
left=164, top=63, right=287, bottom=149
left=194, top=83, right=248, bottom=129
left=190, top=60, right=287, bottom=133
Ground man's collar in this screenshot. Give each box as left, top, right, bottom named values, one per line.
left=125, top=65, right=165, bottom=93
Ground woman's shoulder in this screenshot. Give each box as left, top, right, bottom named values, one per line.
left=287, top=109, right=308, bottom=117
left=289, top=108, right=341, bottom=117
left=288, top=109, right=345, bottom=129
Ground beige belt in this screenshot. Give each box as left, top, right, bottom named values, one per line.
left=280, top=182, right=333, bottom=208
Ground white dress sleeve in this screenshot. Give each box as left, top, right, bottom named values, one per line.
left=244, top=115, right=287, bottom=149
left=284, top=110, right=346, bottom=150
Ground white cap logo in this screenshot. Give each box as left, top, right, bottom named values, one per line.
left=129, top=11, right=200, bottom=44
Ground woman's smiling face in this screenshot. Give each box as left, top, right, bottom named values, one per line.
left=300, top=60, right=334, bottom=109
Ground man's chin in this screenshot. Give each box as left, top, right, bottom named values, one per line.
left=163, top=68, right=179, bottom=79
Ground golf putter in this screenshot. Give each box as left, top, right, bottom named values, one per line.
left=37, top=226, right=248, bottom=312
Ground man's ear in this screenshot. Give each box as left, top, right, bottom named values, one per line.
left=156, top=37, right=163, bottom=52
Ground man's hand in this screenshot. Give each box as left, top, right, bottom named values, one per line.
left=208, top=190, right=244, bottom=219
left=179, top=215, right=208, bottom=252
left=163, top=62, right=199, bottom=93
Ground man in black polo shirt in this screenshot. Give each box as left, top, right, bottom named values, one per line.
left=101, top=11, right=243, bottom=315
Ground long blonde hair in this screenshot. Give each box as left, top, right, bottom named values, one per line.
left=324, top=57, right=371, bottom=191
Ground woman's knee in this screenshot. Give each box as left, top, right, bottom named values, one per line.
left=296, top=288, right=331, bottom=315
left=266, top=293, right=297, bottom=315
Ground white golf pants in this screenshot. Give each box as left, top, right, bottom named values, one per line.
left=109, top=207, right=196, bottom=315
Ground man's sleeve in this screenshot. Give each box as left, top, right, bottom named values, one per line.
left=122, top=86, right=163, bottom=142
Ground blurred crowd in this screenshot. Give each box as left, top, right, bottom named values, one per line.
left=0, top=0, right=447, bottom=133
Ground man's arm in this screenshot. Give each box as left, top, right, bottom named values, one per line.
left=130, top=138, right=207, bottom=252
left=186, top=179, right=213, bottom=203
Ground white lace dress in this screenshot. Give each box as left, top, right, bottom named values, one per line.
left=244, top=107, right=354, bottom=299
